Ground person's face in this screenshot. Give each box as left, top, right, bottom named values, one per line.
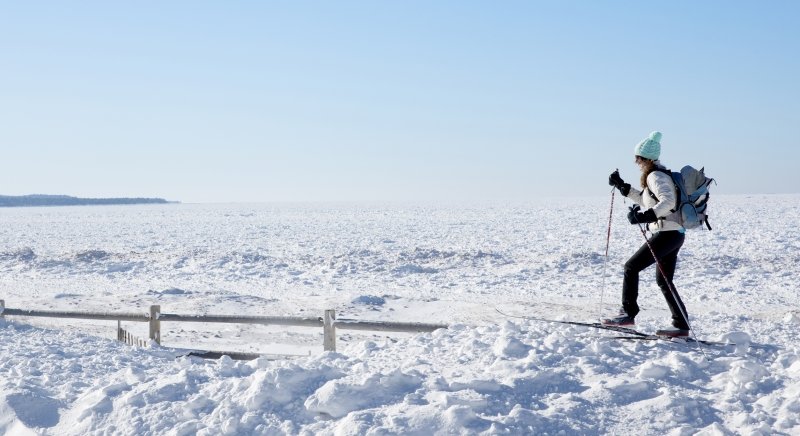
left=635, top=155, right=648, bottom=169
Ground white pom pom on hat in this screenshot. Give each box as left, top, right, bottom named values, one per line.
left=634, top=131, right=662, bottom=160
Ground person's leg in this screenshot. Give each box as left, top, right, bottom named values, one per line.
left=622, top=232, right=684, bottom=319
left=621, top=241, right=655, bottom=318
left=654, top=232, right=688, bottom=329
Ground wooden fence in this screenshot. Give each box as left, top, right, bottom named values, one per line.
left=117, top=320, right=148, bottom=347
left=0, top=299, right=447, bottom=354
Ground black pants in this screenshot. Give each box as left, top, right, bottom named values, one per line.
left=622, top=230, right=689, bottom=329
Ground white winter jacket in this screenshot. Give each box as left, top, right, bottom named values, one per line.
left=625, top=161, right=683, bottom=232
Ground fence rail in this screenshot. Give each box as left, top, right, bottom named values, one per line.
left=1, top=307, right=149, bottom=322
left=0, top=299, right=448, bottom=354
left=334, top=319, right=448, bottom=332
left=158, top=313, right=324, bottom=328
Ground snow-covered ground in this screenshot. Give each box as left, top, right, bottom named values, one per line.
left=1, top=195, right=799, bottom=434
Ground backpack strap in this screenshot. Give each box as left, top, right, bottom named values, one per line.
left=647, top=167, right=679, bottom=213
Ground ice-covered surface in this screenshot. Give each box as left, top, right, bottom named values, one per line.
left=1, top=195, right=799, bottom=434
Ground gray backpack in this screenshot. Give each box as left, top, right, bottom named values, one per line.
left=655, top=166, right=714, bottom=230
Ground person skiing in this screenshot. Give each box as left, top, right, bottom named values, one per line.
left=604, top=131, right=691, bottom=337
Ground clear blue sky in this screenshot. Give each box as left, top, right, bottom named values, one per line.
left=1, top=1, right=798, bottom=202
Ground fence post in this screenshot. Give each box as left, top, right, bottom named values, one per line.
left=149, top=305, right=161, bottom=345
left=0, top=300, right=4, bottom=319
left=117, top=320, right=122, bottom=341
left=323, top=309, right=336, bottom=352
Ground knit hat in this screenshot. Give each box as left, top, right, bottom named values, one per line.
left=634, top=131, right=662, bottom=161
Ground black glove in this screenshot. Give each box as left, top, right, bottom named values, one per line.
left=627, top=205, right=658, bottom=224
left=608, top=170, right=631, bottom=196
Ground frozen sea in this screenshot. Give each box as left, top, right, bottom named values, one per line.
left=1, top=195, right=799, bottom=434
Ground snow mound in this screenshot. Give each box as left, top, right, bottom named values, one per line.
left=2, top=318, right=799, bottom=435
left=350, top=295, right=386, bottom=306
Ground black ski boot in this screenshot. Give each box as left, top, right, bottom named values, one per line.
left=655, top=327, right=690, bottom=338
left=602, top=314, right=635, bottom=327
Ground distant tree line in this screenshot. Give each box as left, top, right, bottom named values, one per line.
left=0, top=194, right=174, bottom=207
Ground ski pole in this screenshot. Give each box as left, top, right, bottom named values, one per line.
left=598, top=186, right=615, bottom=322
left=633, top=219, right=709, bottom=360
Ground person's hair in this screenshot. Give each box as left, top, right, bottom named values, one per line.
left=639, top=159, right=657, bottom=188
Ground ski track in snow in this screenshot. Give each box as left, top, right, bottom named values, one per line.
left=1, top=195, right=799, bottom=434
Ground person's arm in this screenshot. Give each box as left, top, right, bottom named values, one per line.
left=647, top=171, right=678, bottom=218
left=609, top=171, right=645, bottom=206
